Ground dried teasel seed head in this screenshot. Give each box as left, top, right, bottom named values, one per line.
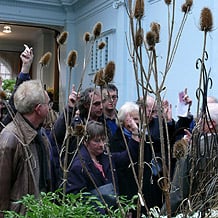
left=57, top=31, right=68, bottom=45
left=150, top=22, right=160, bottom=43
left=0, top=90, right=7, bottom=100
left=200, top=7, right=213, bottom=32
left=73, top=124, right=85, bottom=137
left=181, top=4, right=188, bottom=13
left=104, top=61, right=115, bottom=84
left=186, top=0, right=193, bottom=7
left=134, top=0, right=144, bottom=20
left=93, top=22, right=102, bottom=39
left=135, top=28, right=144, bottom=47
left=39, top=52, right=52, bottom=66
left=98, top=41, right=106, bottom=50
left=146, top=31, right=156, bottom=51
left=93, top=69, right=105, bottom=86
left=164, top=0, right=171, bottom=5
left=181, top=0, right=193, bottom=13
left=173, top=138, right=188, bottom=159
left=83, top=32, right=91, bottom=43
left=67, top=50, right=77, bottom=68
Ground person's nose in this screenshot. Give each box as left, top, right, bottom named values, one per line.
left=100, top=102, right=103, bottom=109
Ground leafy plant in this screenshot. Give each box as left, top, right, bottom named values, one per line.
left=2, top=79, right=16, bottom=99
left=2, top=79, right=16, bottom=93
left=3, top=191, right=138, bottom=218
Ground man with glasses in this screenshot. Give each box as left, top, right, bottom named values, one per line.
left=0, top=80, right=52, bottom=216
left=102, top=84, right=119, bottom=139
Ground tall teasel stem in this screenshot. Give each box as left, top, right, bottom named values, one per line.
left=62, top=50, right=78, bottom=196
left=38, top=51, right=52, bottom=86
left=76, top=22, right=103, bottom=95
left=56, top=31, right=69, bottom=110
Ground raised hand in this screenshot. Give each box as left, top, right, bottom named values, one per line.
left=20, top=44, right=34, bottom=73
left=68, top=84, right=80, bottom=108
left=162, top=100, right=172, bottom=122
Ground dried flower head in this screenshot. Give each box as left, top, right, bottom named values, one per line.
left=39, top=52, right=52, bottom=66
left=186, top=0, right=193, bottom=7
left=164, top=0, right=171, bottom=5
left=57, top=31, right=68, bottom=45
left=83, top=32, right=91, bottom=43
left=104, top=61, right=115, bottom=83
left=134, top=0, right=144, bottom=20
left=173, top=138, right=188, bottom=159
left=146, top=31, right=156, bottom=51
left=67, top=50, right=77, bottom=68
left=200, top=7, right=213, bottom=32
left=150, top=22, right=160, bottom=43
left=93, top=69, right=105, bottom=86
left=98, top=41, right=106, bottom=50
left=73, top=124, right=85, bottom=137
left=93, top=22, right=102, bottom=39
left=0, top=90, right=7, bottom=100
left=135, top=28, right=144, bottom=47
left=181, top=0, right=193, bottom=13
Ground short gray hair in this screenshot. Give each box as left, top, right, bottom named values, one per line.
left=86, top=120, right=105, bottom=141
left=207, top=103, right=218, bottom=129
left=117, top=101, right=139, bottom=126
left=14, top=80, right=46, bottom=114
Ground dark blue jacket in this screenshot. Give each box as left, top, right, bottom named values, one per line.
left=66, top=138, right=139, bottom=194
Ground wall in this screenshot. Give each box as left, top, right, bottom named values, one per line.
left=144, top=0, right=218, bottom=118
left=0, top=0, right=217, bottom=118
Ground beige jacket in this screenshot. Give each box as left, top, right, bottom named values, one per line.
left=0, top=113, right=51, bottom=217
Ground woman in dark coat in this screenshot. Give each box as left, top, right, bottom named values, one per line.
left=110, top=99, right=176, bottom=214
left=66, top=119, right=140, bottom=213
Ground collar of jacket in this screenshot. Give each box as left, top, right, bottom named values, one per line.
left=5, top=112, right=38, bottom=145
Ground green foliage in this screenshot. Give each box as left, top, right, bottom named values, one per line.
left=3, top=191, right=138, bottom=218
left=2, top=79, right=16, bottom=93
left=1, top=79, right=16, bottom=99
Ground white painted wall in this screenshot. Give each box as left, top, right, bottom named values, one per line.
left=1, top=0, right=218, bottom=119
left=144, top=0, right=218, bottom=118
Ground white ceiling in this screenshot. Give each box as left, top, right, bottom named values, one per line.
left=0, top=24, right=50, bottom=43
left=0, top=0, right=88, bottom=45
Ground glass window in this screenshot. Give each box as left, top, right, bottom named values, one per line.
left=0, top=62, right=11, bottom=79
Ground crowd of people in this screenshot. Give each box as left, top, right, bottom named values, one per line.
left=0, top=45, right=217, bottom=217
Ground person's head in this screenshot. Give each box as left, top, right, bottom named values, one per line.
left=102, top=84, right=118, bottom=112
left=78, top=87, right=103, bottom=121
left=207, top=96, right=218, bottom=104
left=137, top=94, right=157, bottom=122
left=201, top=103, right=218, bottom=133
left=84, top=120, right=106, bottom=157
left=117, top=102, right=139, bottom=131
left=14, top=80, right=50, bottom=127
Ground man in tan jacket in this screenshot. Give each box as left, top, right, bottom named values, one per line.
left=0, top=79, right=52, bottom=216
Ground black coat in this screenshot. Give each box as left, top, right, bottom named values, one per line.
left=109, top=117, right=176, bottom=211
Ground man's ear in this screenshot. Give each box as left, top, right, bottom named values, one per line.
left=34, top=104, right=41, bottom=114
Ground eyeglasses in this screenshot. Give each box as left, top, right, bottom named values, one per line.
left=103, top=95, right=118, bottom=102
left=41, top=101, right=53, bottom=108
left=93, top=101, right=102, bottom=106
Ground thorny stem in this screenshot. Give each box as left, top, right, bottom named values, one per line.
left=161, top=1, right=190, bottom=90
left=152, top=48, right=171, bottom=217
left=62, top=67, right=74, bottom=197
left=128, top=1, right=153, bottom=92
left=77, top=40, right=95, bottom=94
left=164, top=0, right=176, bottom=75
